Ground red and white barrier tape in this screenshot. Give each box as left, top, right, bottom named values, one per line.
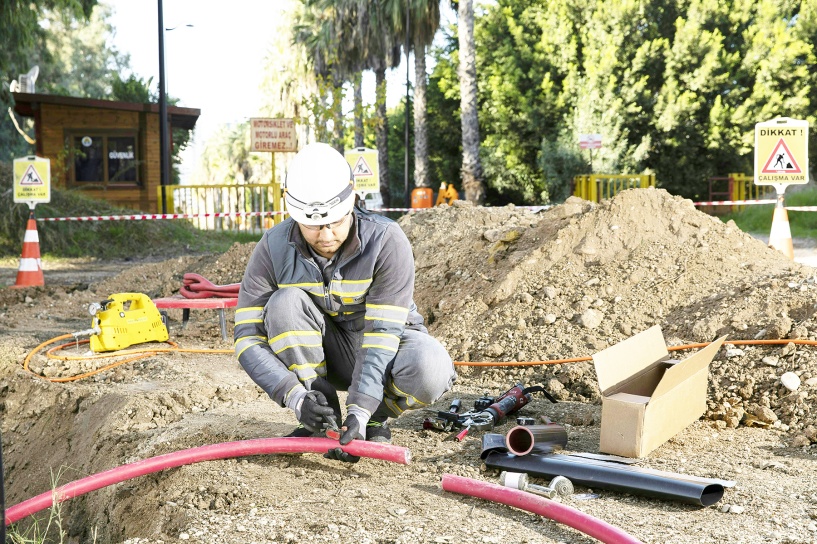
left=35, top=205, right=553, bottom=222
left=37, top=211, right=289, bottom=222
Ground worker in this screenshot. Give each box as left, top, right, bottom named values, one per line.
left=234, top=142, right=456, bottom=462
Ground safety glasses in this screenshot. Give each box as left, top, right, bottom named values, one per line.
left=300, top=212, right=351, bottom=231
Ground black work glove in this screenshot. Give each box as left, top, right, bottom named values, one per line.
left=324, top=447, right=360, bottom=464
left=299, top=391, right=336, bottom=433
left=338, top=413, right=365, bottom=446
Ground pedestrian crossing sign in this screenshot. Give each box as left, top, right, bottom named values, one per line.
left=344, top=147, right=380, bottom=193
left=755, top=118, right=809, bottom=186
left=13, top=155, right=51, bottom=205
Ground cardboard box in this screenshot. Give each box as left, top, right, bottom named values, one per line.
left=592, top=325, right=726, bottom=458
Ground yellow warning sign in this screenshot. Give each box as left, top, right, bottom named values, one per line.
left=755, top=117, right=809, bottom=185
left=344, top=147, right=380, bottom=194
left=13, top=155, right=51, bottom=205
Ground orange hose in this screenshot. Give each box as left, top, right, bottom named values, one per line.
left=22, top=334, right=232, bottom=383
left=453, top=338, right=816, bottom=367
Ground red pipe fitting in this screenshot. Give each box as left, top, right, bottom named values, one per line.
left=441, top=474, right=644, bottom=544
left=6, top=437, right=410, bottom=526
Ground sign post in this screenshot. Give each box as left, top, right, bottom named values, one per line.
left=13, top=155, right=51, bottom=208
left=11, top=156, right=50, bottom=287
left=754, top=117, right=810, bottom=260
left=579, top=133, right=602, bottom=172
left=344, top=147, right=380, bottom=207
left=250, top=118, right=297, bottom=226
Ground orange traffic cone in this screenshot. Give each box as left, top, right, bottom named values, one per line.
left=768, top=205, right=794, bottom=260
left=12, top=213, right=44, bottom=288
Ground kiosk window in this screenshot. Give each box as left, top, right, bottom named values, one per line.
left=70, top=133, right=140, bottom=186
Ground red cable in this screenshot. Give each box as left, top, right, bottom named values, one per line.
left=6, top=438, right=410, bottom=526
left=442, top=474, right=644, bottom=544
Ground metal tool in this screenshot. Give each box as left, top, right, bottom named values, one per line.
left=323, top=413, right=342, bottom=441
left=499, top=471, right=574, bottom=499
left=476, top=383, right=557, bottom=427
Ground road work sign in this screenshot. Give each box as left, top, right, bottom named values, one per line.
left=13, top=155, right=51, bottom=205
left=755, top=117, right=809, bottom=185
left=344, top=147, right=380, bottom=194
left=250, top=118, right=297, bottom=152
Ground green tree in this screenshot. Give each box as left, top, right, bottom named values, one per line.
left=409, top=0, right=441, bottom=189
left=457, top=0, right=485, bottom=203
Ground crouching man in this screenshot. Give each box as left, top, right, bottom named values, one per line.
left=234, top=142, right=456, bottom=461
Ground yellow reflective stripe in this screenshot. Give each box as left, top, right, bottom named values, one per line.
left=363, top=332, right=400, bottom=350
left=274, top=342, right=322, bottom=354
left=384, top=397, right=404, bottom=415
left=269, top=330, right=320, bottom=344
left=330, top=288, right=368, bottom=297
left=366, top=303, right=408, bottom=312
left=279, top=282, right=322, bottom=288
left=361, top=343, right=398, bottom=352
left=235, top=307, right=264, bottom=325
left=287, top=361, right=326, bottom=372
left=388, top=381, right=427, bottom=407
left=236, top=340, right=265, bottom=358
left=236, top=307, right=263, bottom=315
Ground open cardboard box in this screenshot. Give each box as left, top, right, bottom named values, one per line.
left=592, top=325, right=726, bottom=458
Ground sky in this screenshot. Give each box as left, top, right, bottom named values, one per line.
left=105, top=0, right=430, bottom=183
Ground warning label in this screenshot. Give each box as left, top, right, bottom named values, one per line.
left=19, top=165, right=44, bottom=185
left=353, top=156, right=373, bottom=176
left=761, top=139, right=801, bottom=174
left=754, top=117, right=809, bottom=186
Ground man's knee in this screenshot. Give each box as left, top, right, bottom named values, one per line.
left=390, top=332, right=456, bottom=406
left=264, top=288, right=322, bottom=332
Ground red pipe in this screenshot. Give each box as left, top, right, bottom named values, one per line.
left=6, top=437, right=410, bottom=526
left=441, top=474, right=644, bottom=544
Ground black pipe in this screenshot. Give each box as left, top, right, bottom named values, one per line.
left=505, top=424, right=567, bottom=456
left=484, top=452, right=726, bottom=507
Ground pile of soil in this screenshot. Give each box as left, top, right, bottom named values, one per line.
left=1, top=188, right=816, bottom=544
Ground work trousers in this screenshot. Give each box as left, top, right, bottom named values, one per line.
left=264, top=288, right=456, bottom=417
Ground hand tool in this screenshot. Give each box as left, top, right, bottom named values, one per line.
left=323, top=413, right=342, bottom=440
left=477, top=383, right=557, bottom=427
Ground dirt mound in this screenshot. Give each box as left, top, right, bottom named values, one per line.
left=399, top=189, right=817, bottom=438
left=3, top=189, right=817, bottom=543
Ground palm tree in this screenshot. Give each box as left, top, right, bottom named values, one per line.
left=346, top=0, right=403, bottom=206
left=457, top=0, right=485, bottom=203
left=292, top=0, right=352, bottom=153
left=409, top=0, right=441, bottom=189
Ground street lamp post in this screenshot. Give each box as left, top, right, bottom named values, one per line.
left=158, top=0, right=169, bottom=214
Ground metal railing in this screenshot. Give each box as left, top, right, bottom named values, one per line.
left=157, top=183, right=284, bottom=234
left=572, top=174, right=656, bottom=202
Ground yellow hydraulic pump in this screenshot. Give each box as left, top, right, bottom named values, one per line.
left=88, top=293, right=168, bottom=352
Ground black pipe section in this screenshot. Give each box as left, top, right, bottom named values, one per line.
left=481, top=433, right=508, bottom=459
left=505, top=424, right=568, bottom=456
left=484, top=452, right=726, bottom=507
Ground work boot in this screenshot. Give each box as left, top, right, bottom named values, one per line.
left=365, top=416, right=392, bottom=443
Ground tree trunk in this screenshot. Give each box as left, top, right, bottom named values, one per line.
left=457, top=0, right=485, bottom=204
left=354, top=71, right=364, bottom=148
left=413, top=39, right=429, bottom=188
left=375, top=67, right=391, bottom=206
left=332, top=77, right=344, bottom=154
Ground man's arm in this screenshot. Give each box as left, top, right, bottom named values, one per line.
left=233, top=235, right=303, bottom=407
left=346, top=223, right=415, bottom=418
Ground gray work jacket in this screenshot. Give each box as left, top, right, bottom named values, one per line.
left=233, top=206, right=424, bottom=415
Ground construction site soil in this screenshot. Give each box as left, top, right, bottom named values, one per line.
left=2, top=188, right=817, bottom=544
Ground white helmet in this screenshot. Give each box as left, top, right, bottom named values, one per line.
left=285, top=143, right=355, bottom=226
